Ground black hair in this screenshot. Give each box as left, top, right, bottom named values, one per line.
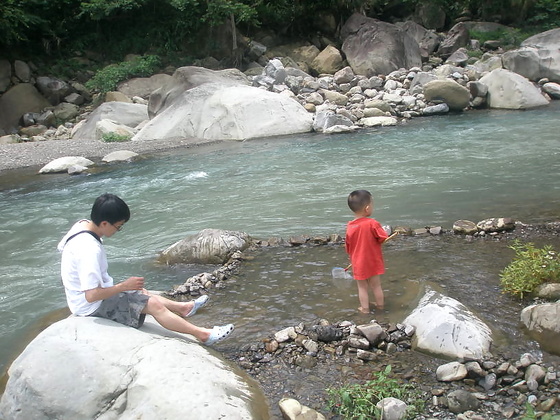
left=90, top=193, right=130, bottom=226
left=347, top=189, right=372, bottom=212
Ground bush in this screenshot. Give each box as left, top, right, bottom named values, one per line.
left=102, top=132, right=131, bottom=143
left=85, top=54, right=161, bottom=94
left=500, top=240, right=560, bottom=298
left=327, top=365, right=425, bottom=419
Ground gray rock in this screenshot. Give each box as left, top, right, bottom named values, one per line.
left=404, top=289, right=492, bottom=360
left=310, top=325, right=342, bottom=342
left=447, top=389, right=480, bottom=414
left=36, top=76, right=72, bottom=105
left=148, top=66, right=250, bottom=117
left=72, top=102, right=148, bottom=141
left=0, top=59, right=11, bottom=93
left=376, top=397, right=408, bottom=420
left=14, top=60, right=31, bottom=82
left=453, top=220, right=478, bottom=235
left=279, top=398, right=326, bottom=420
left=341, top=13, right=421, bottom=76
left=437, top=22, right=470, bottom=58
left=313, top=109, right=353, bottom=132
left=38, top=156, right=94, bottom=174
left=436, top=361, right=468, bottom=382
left=0, top=317, right=264, bottom=420
left=310, top=45, right=344, bottom=75
left=479, top=372, right=497, bottom=391
left=159, top=228, right=251, bottom=265
left=476, top=217, right=515, bottom=233
left=423, top=103, right=449, bottom=115
left=118, top=74, right=172, bottom=99
left=135, top=83, right=313, bottom=141
left=102, top=150, right=139, bottom=163
left=542, top=82, right=560, bottom=98
left=357, top=322, right=386, bottom=346
left=0, top=83, right=51, bottom=134
left=535, top=283, right=560, bottom=300
left=480, top=68, right=549, bottom=109
left=423, top=79, right=471, bottom=111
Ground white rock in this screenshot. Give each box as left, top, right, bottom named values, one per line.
left=39, top=156, right=94, bottom=174
left=436, top=361, right=468, bottom=382
left=377, top=397, right=408, bottom=420
left=0, top=316, right=264, bottom=419
left=102, top=150, right=139, bottom=163
left=361, top=116, right=397, bottom=127
left=404, top=289, right=492, bottom=360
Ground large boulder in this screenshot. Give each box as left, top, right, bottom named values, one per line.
left=38, top=156, right=94, bottom=174
left=117, top=73, right=172, bottom=99
left=148, top=66, right=250, bottom=118
left=502, top=28, right=560, bottom=83
left=133, top=84, right=313, bottom=142
left=479, top=68, right=550, bottom=109
left=403, top=289, right=493, bottom=360
left=436, top=22, right=470, bottom=59
left=397, top=21, right=441, bottom=56
left=310, top=45, right=344, bottom=75
left=35, top=76, right=72, bottom=106
left=0, top=83, right=51, bottom=134
left=71, top=102, right=148, bottom=141
left=423, top=79, right=471, bottom=111
left=520, top=301, right=560, bottom=356
left=340, top=13, right=422, bottom=76
left=159, top=228, right=252, bottom=265
left=0, top=316, right=268, bottom=420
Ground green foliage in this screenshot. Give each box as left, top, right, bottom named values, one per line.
left=469, top=28, right=529, bottom=48
left=521, top=402, right=560, bottom=419
left=527, top=0, right=560, bottom=29
left=79, top=0, right=148, bottom=20
left=0, top=0, right=43, bottom=47
left=327, top=365, right=425, bottom=419
left=101, top=132, right=132, bottom=142
left=500, top=240, right=560, bottom=298
left=85, top=55, right=161, bottom=93
left=3, top=0, right=560, bottom=60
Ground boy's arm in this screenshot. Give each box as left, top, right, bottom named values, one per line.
left=84, top=277, right=145, bottom=302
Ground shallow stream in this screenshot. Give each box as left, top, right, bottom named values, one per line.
left=1, top=104, right=559, bottom=397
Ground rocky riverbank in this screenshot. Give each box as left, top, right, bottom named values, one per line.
left=225, top=317, right=560, bottom=419
left=166, top=222, right=560, bottom=419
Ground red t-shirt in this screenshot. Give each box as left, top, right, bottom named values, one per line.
left=345, top=217, right=388, bottom=280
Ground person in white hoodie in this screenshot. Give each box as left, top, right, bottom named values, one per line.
left=57, top=193, right=233, bottom=345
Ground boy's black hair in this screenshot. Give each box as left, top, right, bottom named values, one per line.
left=348, top=189, right=372, bottom=212
left=90, top=193, right=130, bottom=226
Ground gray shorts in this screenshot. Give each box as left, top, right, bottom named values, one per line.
left=90, top=291, right=150, bottom=328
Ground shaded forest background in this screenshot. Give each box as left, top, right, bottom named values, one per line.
left=2, top=0, right=560, bottom=74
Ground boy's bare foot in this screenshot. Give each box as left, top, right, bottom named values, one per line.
left=358, top=307, right=370, bottom=314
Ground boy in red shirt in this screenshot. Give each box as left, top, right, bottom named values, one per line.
left=345, top=190, right=389, bottom=314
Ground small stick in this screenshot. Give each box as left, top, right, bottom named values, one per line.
left=384, top=231, right=399, bottom=242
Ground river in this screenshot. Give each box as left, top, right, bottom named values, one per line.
left=0, top=103, right=559, bottom=380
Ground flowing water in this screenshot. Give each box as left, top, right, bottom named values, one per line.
left=1, top=103, right=560, bottom=381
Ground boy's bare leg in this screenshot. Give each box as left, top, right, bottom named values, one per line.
left=356, top=280, right=371, bottom=313
left=368, top=275, right=384, bottom=310
left=144, top=290, right=195, bottom=317
left=142, top=297, right=211, bottom=342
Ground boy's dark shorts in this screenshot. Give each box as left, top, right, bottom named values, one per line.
left=90, top=291, right=149, bottom=328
